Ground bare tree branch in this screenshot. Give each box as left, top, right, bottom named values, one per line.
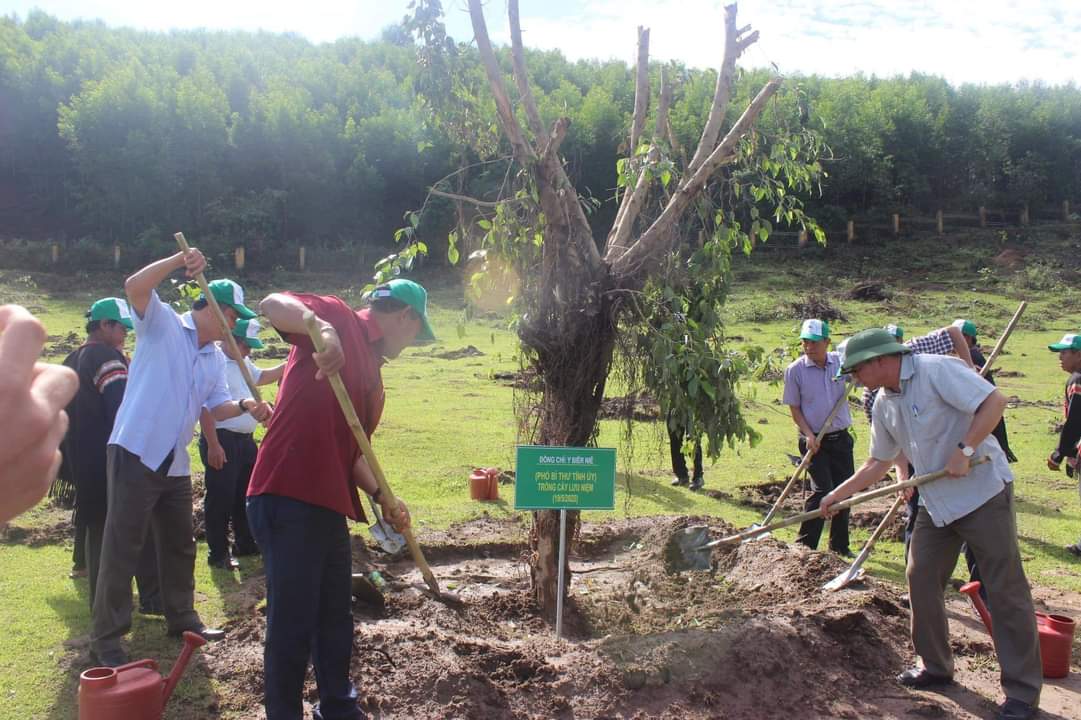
left=428, top=187, right=526, bottom=209
left=610, top=77, right=782, bottom=277
left=606, top=146, right=659, bottom=259
left=628, top=26, right=650, bottom=154
left=686, top=5, right=758, bottom=176
left=468, top=0, right=536, bottom=165
left=540, top=117, right=570, bottom=160
left=509, top=0, right=546, bottom=140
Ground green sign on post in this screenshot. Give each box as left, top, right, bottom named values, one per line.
left=515, top=446, right=616, bottom=510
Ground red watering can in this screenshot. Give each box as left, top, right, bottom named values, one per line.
left=78, top=631, right=207, bottom=719
left=960, top=581, right=1075, bottom=679
left=469, top=467, right=501, bottom=501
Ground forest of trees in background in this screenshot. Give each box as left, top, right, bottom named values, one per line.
left=2, top=10, right=1080, bottom=266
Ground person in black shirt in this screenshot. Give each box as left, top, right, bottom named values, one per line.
left=1047, top=332, right=1081, bottom=557
left=59, top=298, right=160, bottom=612
left=954, top=320, right=1016, bottom=462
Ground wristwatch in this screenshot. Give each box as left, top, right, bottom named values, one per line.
left=957, top=442, right=975, bottom=457
left=240, top=399, right=253, bottom=414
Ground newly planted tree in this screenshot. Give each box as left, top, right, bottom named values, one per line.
left=406, top=1, right=825, bottom=615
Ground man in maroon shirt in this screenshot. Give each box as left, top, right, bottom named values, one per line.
left=248, top=279, right=429, bottom=720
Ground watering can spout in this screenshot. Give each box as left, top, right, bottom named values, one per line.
left=161, top=631, right=207, bottom=708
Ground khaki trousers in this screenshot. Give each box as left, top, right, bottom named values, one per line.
left=908, top=484, right=1042, bottom=705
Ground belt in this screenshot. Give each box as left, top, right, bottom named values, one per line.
left=819, top=429, right=850, bottom=441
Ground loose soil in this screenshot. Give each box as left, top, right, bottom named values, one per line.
left=173, top=516, right=1081, bottom=719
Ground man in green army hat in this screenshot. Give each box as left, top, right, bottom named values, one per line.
left=822, top=328, right=1041, bottom=720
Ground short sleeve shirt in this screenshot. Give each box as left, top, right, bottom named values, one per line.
left=862, top=328, right=959, bottom=423
left=213, top=357, right=263, bottom=434
left=248, top=295, right=385, bottom=521
left=782, top=351, right=851, bottom=434
left=109, top=290, right=231, bottom=476
left=868, top=353, right=1012, bottom=526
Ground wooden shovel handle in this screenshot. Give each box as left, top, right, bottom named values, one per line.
left=173, top=232, right=262, bottom=402
left=301, top=311, right=440, bottom=596
left=711, top=456, right=990, bottom=547
left=979, top=301, right=1026, bottom=378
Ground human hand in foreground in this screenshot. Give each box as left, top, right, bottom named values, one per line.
left=820, top=491, right=838, bottom=518
left=0, top=306, right=78, bottom=523
left=181, top=247, right=207, bottom=278
left=944, top=447, right=972, bottom=478
left=206, top=441, right=226, bottom=470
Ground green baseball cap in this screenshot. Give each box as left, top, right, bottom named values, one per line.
left=88, top=297, right=134, bottom=330
left=232, top=318, right=264, bottom=349
left=884, top=323, right=903, bottom=340
left=201, top=279, right=257, bottom=319
left=952, top=319, right=977, bottom=338
left=1048, top=333, right=1081, bottom=352
left=841, top=328, right=912, bottom=373
left=369, top=278, right=436, bottom=344
left=800, top=318, right=830, bottom=342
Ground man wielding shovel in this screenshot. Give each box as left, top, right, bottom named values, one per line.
left=783, top=319, right=853, bottom=557
left=821, top=328, right=1041, bottom=720
left=249, top=279, right=427, bottom=720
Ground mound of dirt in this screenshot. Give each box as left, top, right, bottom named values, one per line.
left=46, top=331, right=80, bottom=356
left=599, top=392, right=661, bottom=421
left=490, top=368, right=542, bottom=391
left=789, top=294, right=847, bottom=322
left=428, top=345, right=485, bottom=360
left=846, top=281, right=891, bottom=302
left=200, top=516, right=933, bottom=720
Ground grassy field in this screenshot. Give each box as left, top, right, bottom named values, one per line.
left=2, top=225, right=1080, bottom=718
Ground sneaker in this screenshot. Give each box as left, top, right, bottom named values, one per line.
left=994, top=698, right=1038, bottom=720
left=69, top=566, right=88, bottom=579
left=689, top=476, right=704, bottom=491
left=671, top=476, right=690, bottom=487
left=1066, top=543, right=1081, bottom=558
left=834, top=548, right=856, bottom=559
left=89, top=647, right=129, bottom=668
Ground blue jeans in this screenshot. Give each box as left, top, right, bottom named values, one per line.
left=247, top=495, right=363, bottom=720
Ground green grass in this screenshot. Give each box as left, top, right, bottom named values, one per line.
left=2, top=226, right=1081, bottom=718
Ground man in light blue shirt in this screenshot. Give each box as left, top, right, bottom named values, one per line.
left=821, top=328, right=1041, bottom=720
left=90, top=248, right=273, bottom=667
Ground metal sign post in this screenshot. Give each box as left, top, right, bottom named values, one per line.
left=515, top=445, right=616, bottom=639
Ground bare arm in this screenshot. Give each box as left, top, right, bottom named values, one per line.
left=209, top=398, right=272, bottom=423
left=352, top=454, right=412, bottom=532
left=788, top=405, right=819, bottom=453
left=199, top=407, right=226, bottom=470
left=820, top=456, right=894, bottom=515
left=944, top=389, right=1007, bottom=476
left=260, top=294, right=344, bottom=380
left=945, top=326, right=975, bottom=368
left=125, top=250, right=206, bottom=318
left=256, top=362, right=286, bottom=386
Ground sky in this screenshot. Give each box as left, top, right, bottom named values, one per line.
left=2, top=0, right=1078, bottom=86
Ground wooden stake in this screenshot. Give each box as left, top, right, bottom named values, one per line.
left=798, top=230, right=808, bottom=248
left=936, top=210, right=943, bottom=235
left=173, top=232, right=262, bottom=402
left=892, top=213, right=900, bottom=236
left=1064, top=200, right=1071, bottom=222
left=979, top=206, right=987, bottom=228
left=51, top=243, right=59, bottom=264
left=302, top=310, right=441, bottom=597
left=234, top=246, right=245, bottom=271
left=846, top=220, right=855, bottom=243
left=1020, top=204, right=1029, bottom=226
left=113, top=244, right=121, bottom=268
left=299, top=246, right=306, bottom=272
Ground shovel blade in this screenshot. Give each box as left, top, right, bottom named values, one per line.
left=370, top=522, right=406, bottom=555
left=823, top=564, right=866, bottom=592
left=671, top=525, right=714, bottom=571
left=741, top=523, right=771, bottom=544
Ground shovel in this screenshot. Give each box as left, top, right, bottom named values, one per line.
left=823, top=493, right=905, bottom=591
left=752, top=381, right=853, bottom=538
left=302, top=311, right=442, bottom=598
left=675, top=457, right=989, bottom=570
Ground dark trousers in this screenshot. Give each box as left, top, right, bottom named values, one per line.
left=91, top=446, right=201, bottom=657
left=85, top=520, right=161, bottom=613
left=198, top=429, right=258, bottom=561
left=795, top=430, right=853, bottom=553
left=73, top=515, right=87, bottom=570
left=908, top=485, right=1041, bottom=705
left=247, top=495, right=362, bottom=720
left=667, top=413, right=703, bottom=480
